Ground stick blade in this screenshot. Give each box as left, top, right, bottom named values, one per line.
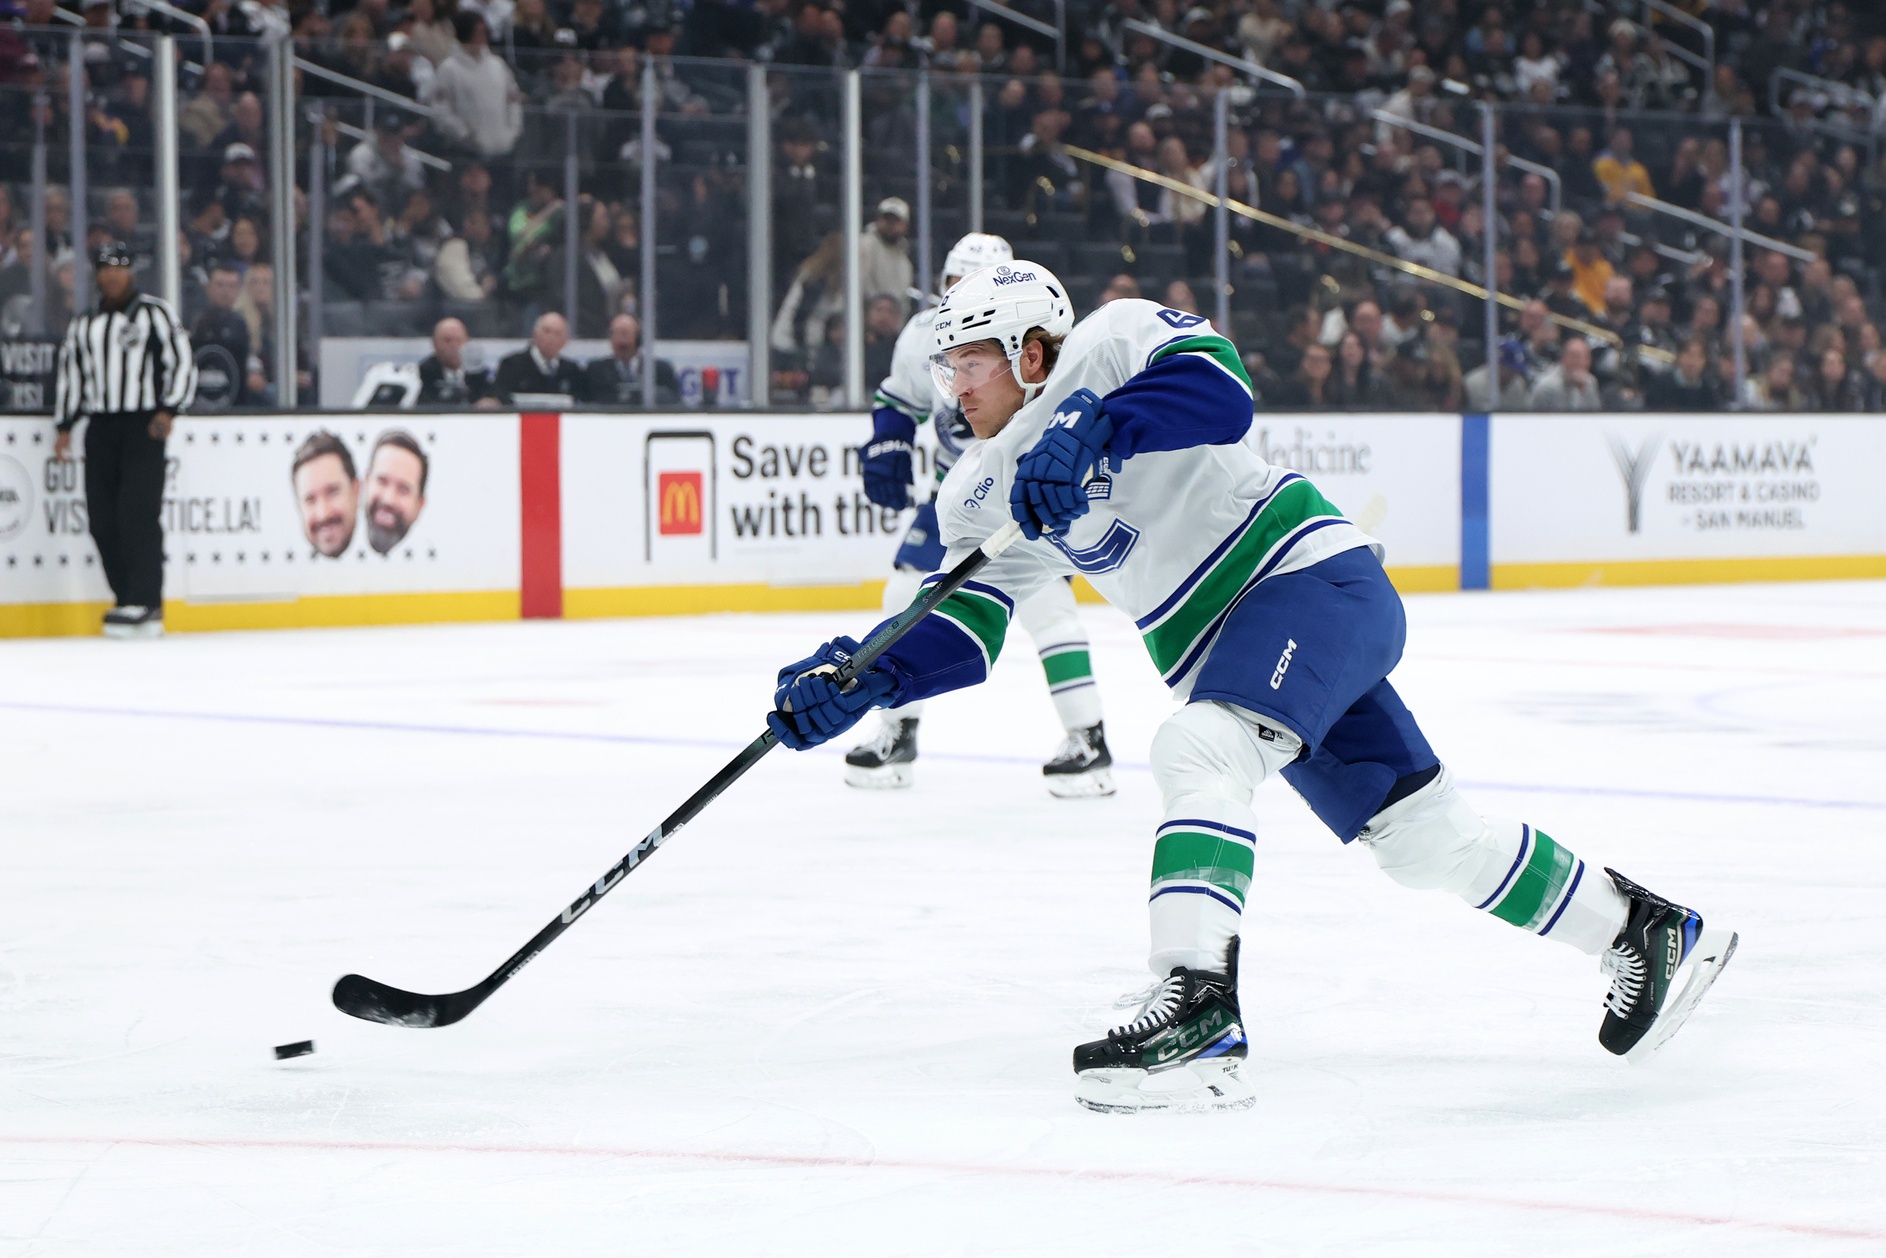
left=332, top=973, right=473, bottom=1028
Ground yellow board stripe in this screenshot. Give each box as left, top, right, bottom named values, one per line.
left=1492, top=556, right=1886, bottom=589
left=0, top=591, right=519, bottom=638
left=564, top=582, right=888, bottom=619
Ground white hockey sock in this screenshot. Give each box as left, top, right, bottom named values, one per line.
left=1145, top=702, right=1302, bottom=976
left=1014, top=579, right=1103, bottom=731
left=1148, top=792, right=1259, bottom=976
left=1361, top=769, right=1628, bottom=956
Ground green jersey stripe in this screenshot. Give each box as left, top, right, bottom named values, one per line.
left=1488, top=829, right=1576, bottom=930
left=1039, top=649, right=1093, bottom=687
left=1149, top=333, right=1253, bottom=393
left=934, top=589, right=1010, bottom=665
left=1151, top=830, right=1255, bottom=902
left=1140, top=479, right=1346, bottom=677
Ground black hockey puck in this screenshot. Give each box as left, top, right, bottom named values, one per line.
left=273, top=1040, right=316, bottom=1060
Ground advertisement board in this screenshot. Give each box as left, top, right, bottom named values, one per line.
left=559, top=413, right=907, bottom=615
left=1246, top=413, right=1461, bottom=591
left=318, top=338, right=752, bottom=410
left=1489, top=414, right=1886, bottom=586
left=0, top=414, right=522, bottom=634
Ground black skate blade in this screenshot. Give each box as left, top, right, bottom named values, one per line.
left=332, top=973, right=477, bottom=1028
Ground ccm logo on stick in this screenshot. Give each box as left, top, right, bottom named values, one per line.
left=1270, top=639, right=1298, bottom=690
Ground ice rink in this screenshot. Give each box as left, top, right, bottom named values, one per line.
left=3, top=580, right=1884, bottom=1256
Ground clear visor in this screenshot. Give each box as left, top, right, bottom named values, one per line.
left=928, top=345, right=1011, bottom=398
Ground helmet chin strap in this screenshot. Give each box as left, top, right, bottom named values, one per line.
left=1009, top=350, right=1046, bottom=403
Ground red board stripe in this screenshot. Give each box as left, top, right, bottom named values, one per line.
left=519, top=412, right=563, bottom=619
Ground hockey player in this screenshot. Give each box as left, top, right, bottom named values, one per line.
left=851, top=233, right=1113, bottom=797
left=767, top=263, right=1737, bottom=1113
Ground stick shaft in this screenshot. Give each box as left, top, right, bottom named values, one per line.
left=426, top=522, right=1026, bottom=1013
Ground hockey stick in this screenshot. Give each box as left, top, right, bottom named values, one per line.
left=333, top=519, right=1027, bottom=1028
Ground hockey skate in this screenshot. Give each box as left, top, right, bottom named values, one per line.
left=844, top=716, right=918, bottom=789
left=1598, top=868, right=1737, bottom=1061
left=102, top=605, right=163, bottom=639
left=1074, top=941, right=1253, bottom=1113
left=1043, top=722, right=1116, bottom=798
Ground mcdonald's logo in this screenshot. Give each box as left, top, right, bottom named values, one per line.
left=658, top=471, right=705, bottom=535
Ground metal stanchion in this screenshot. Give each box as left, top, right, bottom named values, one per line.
left=307, top=117, right=324, bottom=357
left=563, top=112, right=579, bottom=335
left=1730, top=117, right=1747, bottom=408
left=1481, top=102, right=1499, bottom=411
left=1212, top=88, right=1229, bottom=335
left=916, top=68, right=932, bottom=302
left=30, top=93, right=47, bottom=332
left=747, top=62, right=771, bottom=408
left=267, top=35, right=297, bottom=408
left=68, top=32, right=90, bottom=303
left=968, top=78, right=983, bottom=235
left=842, top=67, right=863, bottom=409
left=640, top=61, right=658, bottom=409
left=153, top=34, right=180, bottom=312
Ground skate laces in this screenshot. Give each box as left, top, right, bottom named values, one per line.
left=1109, top=975, right=1185, bottom=1040
left=1601, top=945, right=1647, bottom=1016
left=856, top=720, right=900, bottom=756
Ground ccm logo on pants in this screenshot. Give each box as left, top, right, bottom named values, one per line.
left=1270, top=639, right=1298, bottom=690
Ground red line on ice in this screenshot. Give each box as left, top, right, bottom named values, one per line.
left=3, top=1133, right=1879, bottom=1243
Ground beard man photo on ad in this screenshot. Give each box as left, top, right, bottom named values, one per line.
left=365, top=429, right=429, bottom=555
left=291, top=431, right=359, bottom=558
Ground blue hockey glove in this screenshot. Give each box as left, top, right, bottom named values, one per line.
left=767, top=636, right=903, bottom=750
left=1009, top=387, right=1114, bottom=540
left=861, top=408, right=918, bottom=511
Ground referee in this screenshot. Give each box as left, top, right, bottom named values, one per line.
left=53, top=241, right=197, bottom=638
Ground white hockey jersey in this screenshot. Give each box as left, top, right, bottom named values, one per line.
left=880, top=299, right=1379, bottom=701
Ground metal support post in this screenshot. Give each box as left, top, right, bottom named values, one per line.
left=640, top=62, right=658, bottom=409
left=1480, top=103, right=1499, bottom=412
left=268, top=35, right=298, bottom=408
left=968, top=78, right=984, bottom=234
left=68, top=31, right=90, bottom=303
left=1729, top=118, right=1747, bottom=409
left=30, top=94, right=47, bottom=331
left=747, top=63, right=771, bottom=408
left=1212, top=88, right=1230, bottom=335
left=563, top=113, right=580, bottom=335
left=842, top=68, right=864, bottom=409
left=916, top=69, right=932, bottom=300
left=307, top=119, right=324, bottom=355
left=153, top=34, right=180, bottom=312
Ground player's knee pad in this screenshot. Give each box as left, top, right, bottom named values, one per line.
left=1150, top=701, right=1302, bottom=809
left=1356, top=766, right=1503, bottom=895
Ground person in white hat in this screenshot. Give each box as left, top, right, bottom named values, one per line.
left=858, top=196, right=914, bottom=319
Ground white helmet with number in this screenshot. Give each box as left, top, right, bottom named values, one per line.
left=940, top=232, right=1013, bottom=288
left=929, top=260, right=1075, bottom=401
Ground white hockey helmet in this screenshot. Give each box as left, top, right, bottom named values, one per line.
left=929, top=260, right=1075, bottom=402
left=940, top=232, right=1013, bottom=289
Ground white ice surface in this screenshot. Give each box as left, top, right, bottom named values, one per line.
left=3, top=582, right=1884, bottom=1256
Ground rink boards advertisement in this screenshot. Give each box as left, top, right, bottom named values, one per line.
left=5, top=408, right=1883, bottom=637
left=558, top=413, right=913, bottom=617
left=1490, top=415, right=1886, bottom=587
left=0, top=414, right=521, bottom=635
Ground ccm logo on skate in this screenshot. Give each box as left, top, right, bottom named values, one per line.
left=1270, top=639, right=1298, bottom=690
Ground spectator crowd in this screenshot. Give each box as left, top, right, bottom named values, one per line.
left=2, top=0, right=1884, bottom=409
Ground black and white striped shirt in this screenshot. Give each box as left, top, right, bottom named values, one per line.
left=53, top=292, right=197, bottom=429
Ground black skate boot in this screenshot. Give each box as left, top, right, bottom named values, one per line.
left=1073, top=939, right=1252, bottom=1113
left=843, top=716, right=918, bottom=789
left=1043, top=722, right=1116, bottom=798
left=102, top=605, right=163, bottom=639
left=1598, top=868, right=1737, bottom=1060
